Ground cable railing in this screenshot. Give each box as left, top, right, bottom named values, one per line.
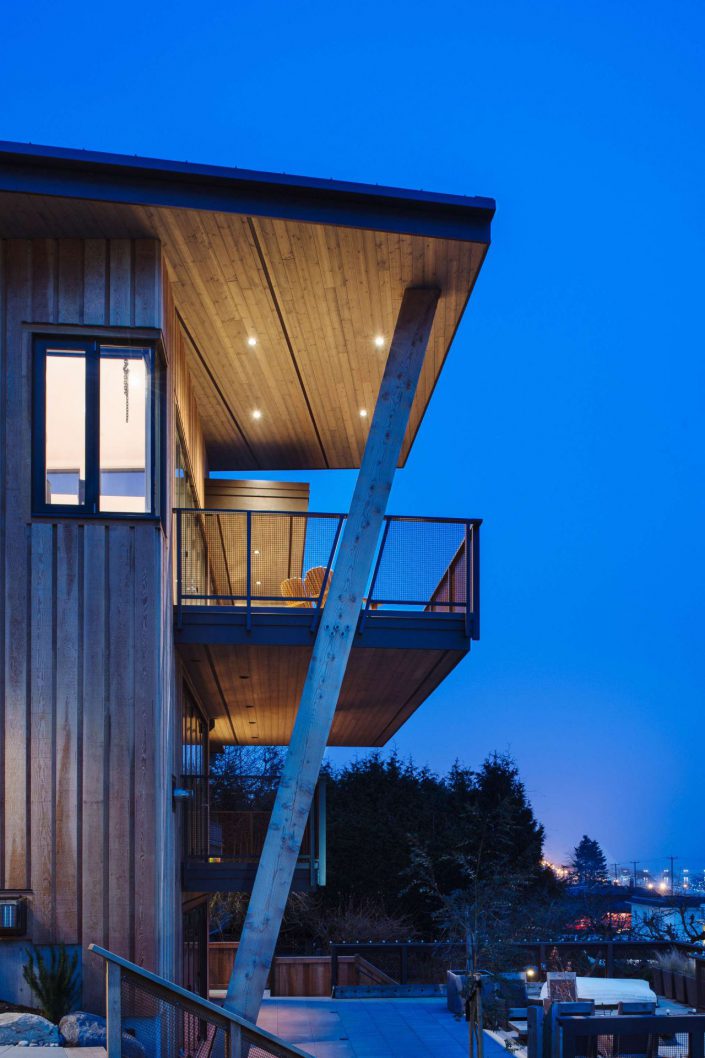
left=89, top=943, right=313, bottom=1058
left=174, top=509, right=481, bottom=639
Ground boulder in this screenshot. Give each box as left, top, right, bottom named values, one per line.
left=0, top=1012, right=61, bottom=1046
left=59, top=1011, right=145, bottom=1058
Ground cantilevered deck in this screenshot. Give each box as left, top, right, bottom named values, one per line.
left=174, top=510, right=479, bottom=746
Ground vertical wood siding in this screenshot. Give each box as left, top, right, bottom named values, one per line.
left=0, top=238, right=173, bottom=1009
left=162, top=264, right=208, bottom=504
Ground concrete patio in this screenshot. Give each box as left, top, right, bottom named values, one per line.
left=257, top=997, right=507, bottom=1058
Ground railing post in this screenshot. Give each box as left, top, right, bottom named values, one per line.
left=471, top=521, right=480, bottom=640
left=331, top=945, right=338, bottom=993
left=317, top=774, right=327, bottom=888
left=464, top=521, right=471, bottom=637
left=105, top=961, right=121, bottom=1058
left=176, top=509, right=183, bottom=628
left=311, top=515, right=345, bottom=632
left=527, top=1004, right=544, bottom=1058
left=358, top=517, right=391, bottom=634
left=246, top=511, right=252, bottom=633
left=606, top=941, right=614, bottom=977
left=228, top=1023, right=243, bottom=1058
left=400, top=944, right=409, bottom=985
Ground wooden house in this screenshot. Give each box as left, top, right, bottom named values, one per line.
left=0, top=141, right=493, bottom=1008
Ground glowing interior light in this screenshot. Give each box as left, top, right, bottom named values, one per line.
left=359, top=409, right=368, bottom=418
left=374, top=335, right=384, bottom=347
left=252, top=409, right=262, bottom=420
left=247, top=337, right=257, bottom=347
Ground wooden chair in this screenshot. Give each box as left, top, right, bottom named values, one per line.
left=304, top=566, right=331, bottom=605
left=280, top=576, right=312, bottom=607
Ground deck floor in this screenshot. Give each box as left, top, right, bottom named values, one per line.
left=257, top=997, right=506, bottom=1058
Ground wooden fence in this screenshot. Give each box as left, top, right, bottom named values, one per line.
left=209, top=943, right=394, bottom=996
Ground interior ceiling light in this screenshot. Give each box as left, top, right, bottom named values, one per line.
left=359, top=409, right=368, bottom=418
left=252, top=409, right=262, bottom=420
left=374, top=335, right=385, bottom=347
left=247, top=336, right=257, bottom=347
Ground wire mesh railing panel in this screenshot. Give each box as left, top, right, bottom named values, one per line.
left=175, top=509, right=478, bottom=621
left=251, top=512, right=342, bottom=607
left=368, top=518, right=469, bottom=610
left=92, top=946, right=314, bottom=1058
left=590, top=1030, right=689, bottom=1058
left=121, top=974, right=226, bottom=1058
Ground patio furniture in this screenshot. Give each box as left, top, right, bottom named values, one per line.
left=607, top=1001, right=658, bottom=1058
left=304, top=566, right=331, bottom=605
left=280, top=577, right=313, bottom=607
left=540, top=978, right=657, bottom=1009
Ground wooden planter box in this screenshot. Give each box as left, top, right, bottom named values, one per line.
left=447, top=970, right=468, bottom=1015
left=685, top=975, right=698, bottom=1008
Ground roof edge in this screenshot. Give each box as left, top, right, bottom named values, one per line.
left=0, top=140, right=495, bottom=243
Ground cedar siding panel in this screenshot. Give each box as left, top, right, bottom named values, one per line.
left=0, top=238, right=169, bottom=1006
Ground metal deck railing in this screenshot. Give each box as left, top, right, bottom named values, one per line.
left=174, top=509, right=481, bottom=640
left=181, top=774, right=326, bottom=889
left=89, top=943, right=313, bottom=1058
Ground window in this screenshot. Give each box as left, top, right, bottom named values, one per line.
left=33, top=337, right=161, bottom=517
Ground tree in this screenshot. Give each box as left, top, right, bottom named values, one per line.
left=209, top=744, right=285, bottom=810
left=634, top=899, right=705, bottom=944
left=570, top=835, right=609, bottom=888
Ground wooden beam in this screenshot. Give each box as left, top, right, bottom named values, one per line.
left=223, top=286, right=439, bottom=1021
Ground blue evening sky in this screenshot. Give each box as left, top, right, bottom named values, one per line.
left=2, top=0, right=703, bottom=868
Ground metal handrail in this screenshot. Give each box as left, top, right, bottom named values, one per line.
left=89, top=943, right=313, bottom=1058
left=174, top=508, right=481, bottom=640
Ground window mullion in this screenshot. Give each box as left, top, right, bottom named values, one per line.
left=85, top=341, right=100, bottom=515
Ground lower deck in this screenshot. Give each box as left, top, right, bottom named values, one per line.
left=256, top=997, right=505, bottom=1058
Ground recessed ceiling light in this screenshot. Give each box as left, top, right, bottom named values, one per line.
left=247, top=336, right=257, bottom=347
left=252, top=409, right=262, bottom=420
left=253, top=549, right=260, bottom=556
left=255, top=580, right=261, bottom=587
left=359, top=408, right=368, bottom=418
left=374, top=335, right=384, bottom=348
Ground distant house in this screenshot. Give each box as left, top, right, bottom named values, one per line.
left=0, top=141, right=493, bottom=1008
left=630, top=892, right=705, bottom=941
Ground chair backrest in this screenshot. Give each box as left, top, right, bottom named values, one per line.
left=304, top=566, right=330, bottom=603
left=552, top=1002, right=595, bottom=1058
left=546, top=972, right=578, bottom=1003
left=617, top=1003, right=657, bottom=1015
left=280, top=577, right=312, bottom=607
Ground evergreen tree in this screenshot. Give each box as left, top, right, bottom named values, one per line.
left=570, top=834, right=609, bottom=888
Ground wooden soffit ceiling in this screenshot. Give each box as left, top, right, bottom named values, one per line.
left=0, top=144, right=493, bottom=470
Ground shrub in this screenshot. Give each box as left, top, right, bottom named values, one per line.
left=22, top=944, right=79, bottom=1023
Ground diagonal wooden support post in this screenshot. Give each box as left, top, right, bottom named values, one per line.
left=224, top=286, right=440, bottom=1022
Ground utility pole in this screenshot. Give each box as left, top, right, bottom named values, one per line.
left=224, top=287, right=440, bottom=1024
left=632, top=861, right=638, bottom=889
